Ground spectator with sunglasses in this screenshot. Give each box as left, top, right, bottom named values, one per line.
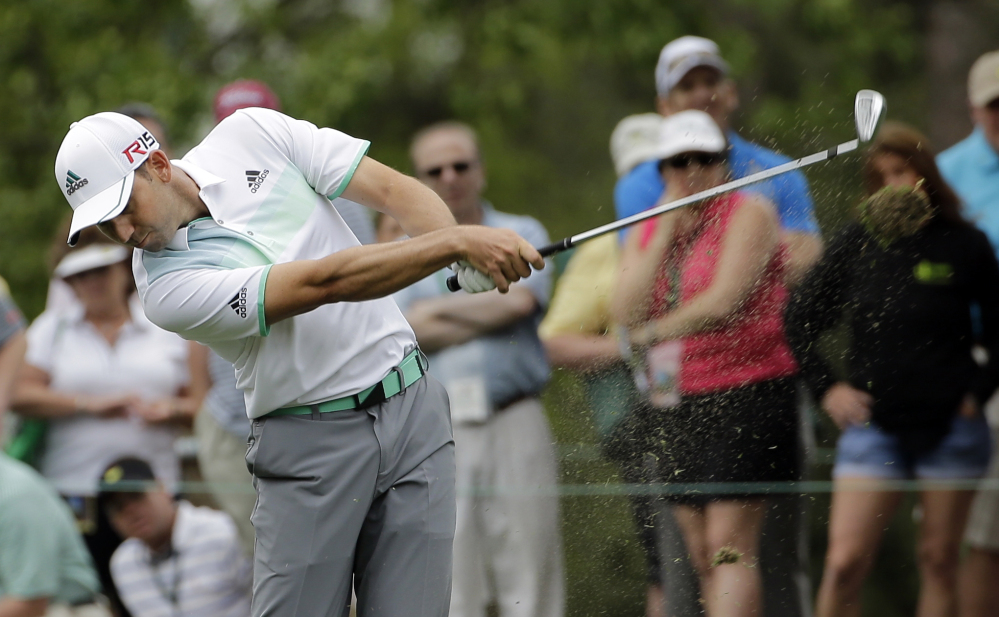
left=612, top=110, right=800, bottom=617
left=615, top=35, right=820, bottom=617
left=393, top=121, right=563, bottom=617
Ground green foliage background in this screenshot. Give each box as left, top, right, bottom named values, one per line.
left=0, top=1, right=985, bottom=615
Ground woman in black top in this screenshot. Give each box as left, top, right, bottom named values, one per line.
left=786, top=122, right=999, bottom=617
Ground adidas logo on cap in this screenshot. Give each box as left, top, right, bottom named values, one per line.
left=65, top=170, right=88, bottom=196
left=246, top=169, right=270, bottom=194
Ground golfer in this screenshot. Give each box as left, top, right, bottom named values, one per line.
left=53, top=109, right=544, bottom=617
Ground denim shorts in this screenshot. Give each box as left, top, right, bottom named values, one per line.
left=833, top=415, right=992, bottom=479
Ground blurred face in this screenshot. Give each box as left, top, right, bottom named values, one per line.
left=106, top=489, right=175, bottom=547
left=871, top=152, right=922, bottom=189
left=64, top=262, right=130, bottom=311
left=658, top=66, right=738, bottom=128
left=411, top=129, right=485, bottom=223
left=97, top=153, right=186, bottom=252
left=972, top=98, right=999, bottom=154
left=660, top=151, right=729, bottom=197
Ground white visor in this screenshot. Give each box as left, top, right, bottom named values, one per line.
left=54, top=244, right=131, bottom=279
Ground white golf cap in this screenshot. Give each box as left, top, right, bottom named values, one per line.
left=652, top=110, right=727, bottom=162
left=53, top=244, right=130, bottom=279
left=54, top=112, right=160, bottom=246
left=969, top=50, right=999, bottom=108
left=655, top=35, right=729, bottom=96
left=610, top=114, right=664, bottom=178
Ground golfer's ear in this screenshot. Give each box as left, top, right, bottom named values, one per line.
left=147, top=150, right=172, bottom=183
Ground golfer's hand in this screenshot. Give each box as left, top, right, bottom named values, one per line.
left=821, top=382, right=873, bottom=429
left=459, top=226, right=545, bottom=293
left=450, top=261, right=496, bottom=293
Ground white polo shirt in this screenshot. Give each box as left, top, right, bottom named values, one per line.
left=24, top=297, right=188, bottom=495
left=133, top=108, right=417, bottom=419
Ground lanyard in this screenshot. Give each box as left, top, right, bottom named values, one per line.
left=149, top=548, right=181, bottom=616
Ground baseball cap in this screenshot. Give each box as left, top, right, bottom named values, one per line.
left=655, top=36, right=729, bottom=96
left=55, top=113, right=160, bottom=246
left=610, top=114, right=664, bottom=178
left=98, top=457, right=157, bottom=504
left=53, top=244, right=130, bottom=279
left=969, top=50, right=999, bottom=108
left=213, top=79, right=282, bottom=123
left=652, top=110, right=727, bottom=162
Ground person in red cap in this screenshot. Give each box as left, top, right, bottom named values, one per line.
left=213, top=80, right=281, bottom=124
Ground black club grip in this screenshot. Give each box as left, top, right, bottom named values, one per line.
left=445, top=238, right=573, bottom=292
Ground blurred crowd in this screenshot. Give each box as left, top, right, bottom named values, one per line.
left=2, top=32, right=999, bottom=617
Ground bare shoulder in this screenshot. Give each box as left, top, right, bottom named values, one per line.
left=732, top=193, right=780, bottom=229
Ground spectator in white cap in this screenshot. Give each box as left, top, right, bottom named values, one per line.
left=937, top=49, right=999, bottom=617
left=615, top=35, right=820, bottom=617
left=616, top=35, right=821, bottom=283
left=613, top=110, right=801, bottom=617
left=11, top=225, right=200, bottom=617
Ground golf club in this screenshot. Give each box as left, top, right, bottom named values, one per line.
left=446, top=89, right=886, bottom=292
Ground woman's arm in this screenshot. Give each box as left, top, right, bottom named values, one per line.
left=11, top=364, right=137, bottom=419
left=543, top=334, right=622, bottom=373
left=0, top=331, right=25, bottom=413
left=631, top=196, right=780, bottom=344
left=610, top=212, right=681, bottom=328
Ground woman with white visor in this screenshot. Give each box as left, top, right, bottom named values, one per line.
left=12, top=226, right=199, bottom=617
left=612, top=110, right=800, bottom=617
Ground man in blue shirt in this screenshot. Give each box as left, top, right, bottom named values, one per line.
left=617, top=36, right=820, bottom=617
left=615, top=35, right=822, bottom=284
left=937, top=49, right=999, bottom=617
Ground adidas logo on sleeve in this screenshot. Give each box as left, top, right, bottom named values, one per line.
left=229, top=288, right=248, bottom=318
left=246, top=169, right=270, bottom=193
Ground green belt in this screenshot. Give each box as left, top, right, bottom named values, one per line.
left=265, top=349, right=427, bottom=418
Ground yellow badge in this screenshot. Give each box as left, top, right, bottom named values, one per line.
left=103, top=465, right=124, bottom=484
left=913, top=260, right=953, bottom=284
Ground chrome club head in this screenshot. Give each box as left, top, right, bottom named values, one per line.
left=855, top=89, right=886, bottom=143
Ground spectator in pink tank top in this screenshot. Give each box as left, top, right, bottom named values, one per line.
left=612, top=110, right=799, bottom=617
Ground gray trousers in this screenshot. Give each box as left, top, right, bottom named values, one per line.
left=246, top=375, right=456, bottom=617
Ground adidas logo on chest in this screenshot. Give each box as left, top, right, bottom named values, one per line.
left=246, top=169, right=270, bottom=193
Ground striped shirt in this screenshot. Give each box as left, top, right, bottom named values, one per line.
left=110, top=501, right=251, bottom=617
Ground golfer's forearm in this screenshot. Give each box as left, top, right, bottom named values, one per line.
left=341, top=158, right=456, bottom=237
left=264, top=228, right=469, bottom=323
left=542, top=334, right=622, bottom=373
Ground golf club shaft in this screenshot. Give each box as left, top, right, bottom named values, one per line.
left=446, top=137, right=859, bottom=292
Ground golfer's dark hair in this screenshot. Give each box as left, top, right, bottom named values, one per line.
left=863, top=121, right=966, bottom=226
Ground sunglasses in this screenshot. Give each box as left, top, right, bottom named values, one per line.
left=664, top=152, right=727, bottom=169
left=420, top=160, right=476, bottom=179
